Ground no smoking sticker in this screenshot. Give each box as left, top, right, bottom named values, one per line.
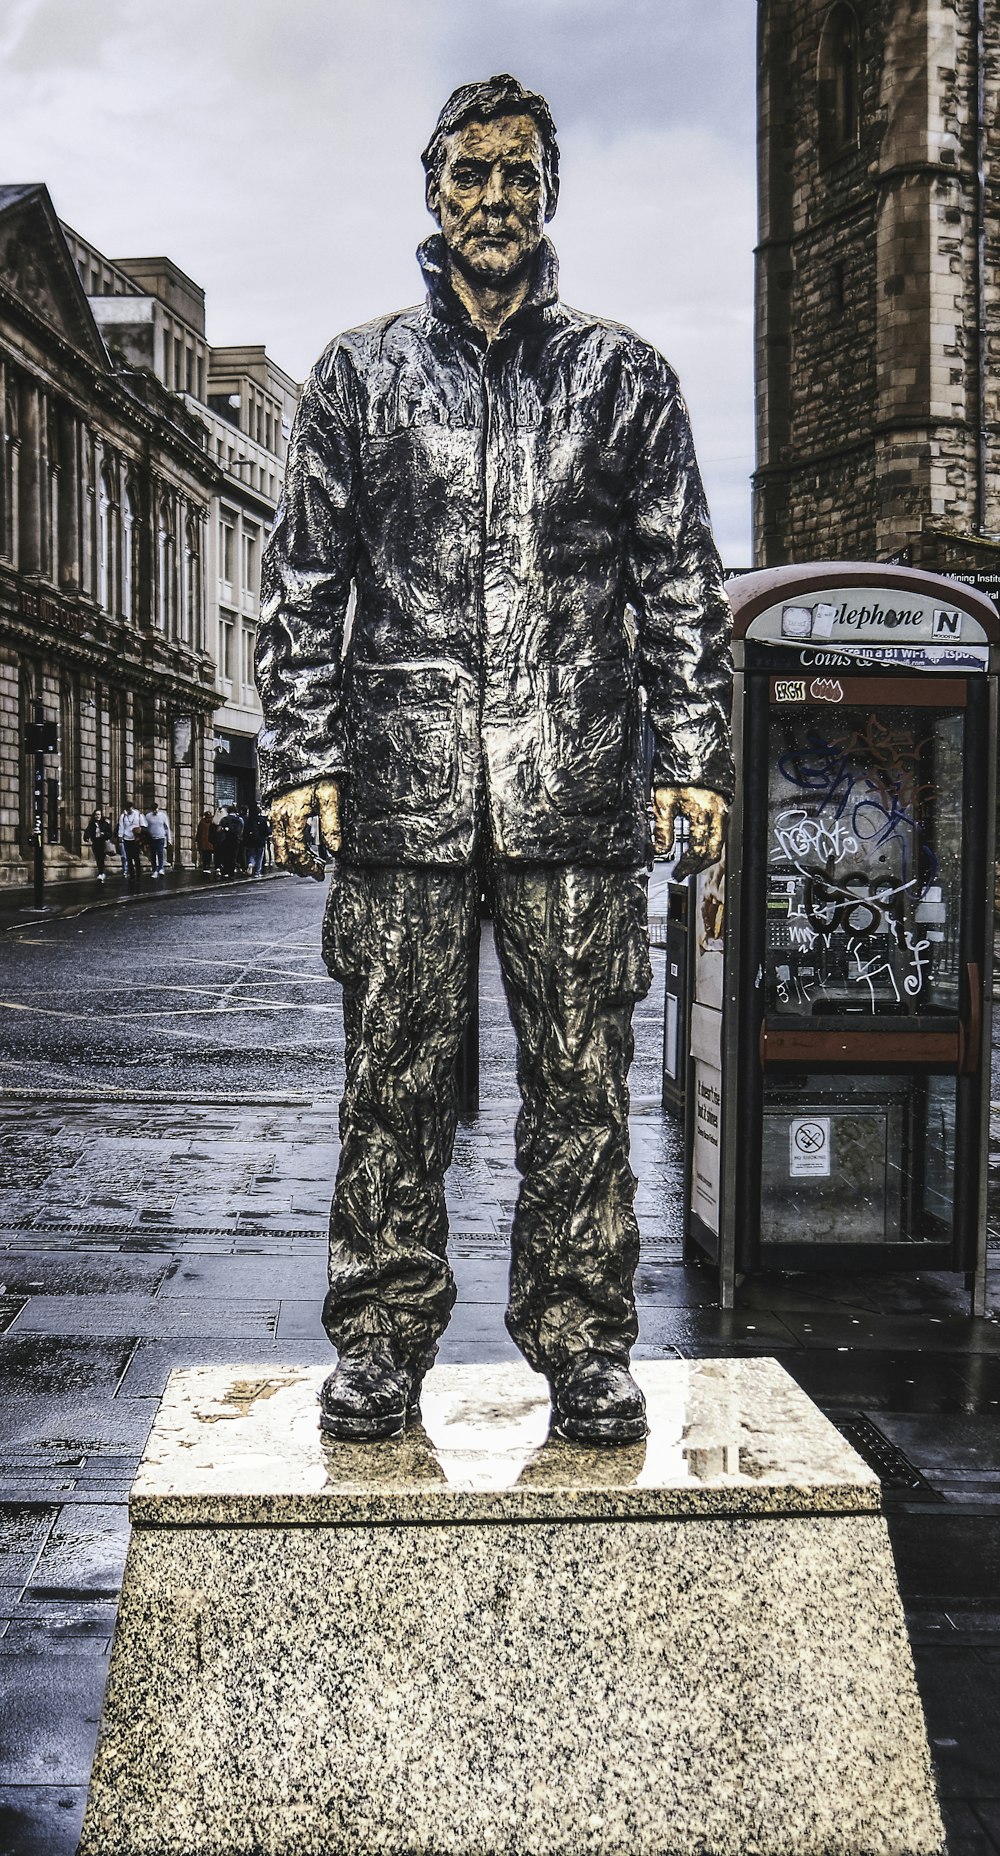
left=789, top=1117, right=831, bottom=1178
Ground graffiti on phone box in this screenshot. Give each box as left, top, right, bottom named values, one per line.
left=776, top=718, right=939, bottom=888
left=769, top=710, right=949, bottom=1009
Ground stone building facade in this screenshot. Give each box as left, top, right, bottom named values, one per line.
left=201, top=346, right=298, bottom=813
left=0, top=184, right=219, bottom=888
left=755, top=0, right=1000, bottom=571
left=60, top=239, right=297, bottom=818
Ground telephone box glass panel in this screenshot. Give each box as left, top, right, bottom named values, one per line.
left=760, top=1073, right=956, bottom=1246
left=765, top=705, right=963, bottom=1019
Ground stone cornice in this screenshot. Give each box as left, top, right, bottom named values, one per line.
left=0, top=579, right=220, bottom=711
left=0, top=295, right=219, bottom=489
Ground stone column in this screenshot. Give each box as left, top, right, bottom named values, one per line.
left=17, top=380, right=42, bottom=575
left=58, top=407, right=81, bottom=593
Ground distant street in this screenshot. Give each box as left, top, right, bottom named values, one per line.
left=0, top=876, right=341, bottom=1101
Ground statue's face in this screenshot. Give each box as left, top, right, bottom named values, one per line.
left=430, top=112, right=547, bottom=285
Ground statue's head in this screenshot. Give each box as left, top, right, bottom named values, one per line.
left=422, top=74, right=559, bottom=288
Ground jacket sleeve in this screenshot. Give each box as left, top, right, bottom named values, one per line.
left=624, top=357, right=734, bottom=799
left=255, top=345, right=358, bottom=802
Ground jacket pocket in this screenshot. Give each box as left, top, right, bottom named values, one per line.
left=542, top=662, right=632, bottom=813
left=346, top=659, right=461, bottom=819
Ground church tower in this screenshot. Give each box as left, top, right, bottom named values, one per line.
left=755, top=0, right=999, bottom=572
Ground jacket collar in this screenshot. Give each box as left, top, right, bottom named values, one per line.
left=417, top=233, right=560, bottom=339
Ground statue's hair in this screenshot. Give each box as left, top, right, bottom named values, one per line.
left=421, top=74, right=560, bottom=218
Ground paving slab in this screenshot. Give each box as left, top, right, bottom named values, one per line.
left=637, top=1306, right=802, bottom=1350
left=876, top=1414, right=1000, bottom=1473
left=156, top=1254, right=327, bottom=1299
left=0, top=1255, right=170, bottom=1297
left=774, top=1349, right=974, bottom=1414
left=0, top=1786, right=87, bottom=1856
left=888, top=1513, right=1000, bottom=1599
left=0, top=1505, right=56, bottom=1586
left=25, top=1504, right=130, bottom=1602
left=4, top=1398, right=157, bottom=1454
left=10, top=1295, right=280, bottom=1338
left=781, top=1312, right=1000, bottom=1354
left=0, top=1343, right=135, bottom=1395
left=913, top=1646, right=1000, bottom=1799
left=116, top=1337, right=334, bottom=1400
left=0, top=1647, right=107, bottom=1785
left=939, top=1799, right=1000, bottom=1856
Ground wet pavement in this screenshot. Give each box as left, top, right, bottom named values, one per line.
left=0, top=873, right=998, bottom=1854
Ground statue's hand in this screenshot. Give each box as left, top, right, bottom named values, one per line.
left=269, top=779, right=342, bottom=881
left=652, top=785, right=728, bottom=877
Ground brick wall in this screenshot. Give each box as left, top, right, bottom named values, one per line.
left=755, top=0, right=1000, bottom=570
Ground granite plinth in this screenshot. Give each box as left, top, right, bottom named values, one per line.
left=79, top=1358, right=944, bottom=1856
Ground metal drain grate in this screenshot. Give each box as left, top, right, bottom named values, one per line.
left=828, top=1411, right=943, bottom=1500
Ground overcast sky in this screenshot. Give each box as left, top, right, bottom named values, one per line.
left=1, top=0, right=757, bottom=561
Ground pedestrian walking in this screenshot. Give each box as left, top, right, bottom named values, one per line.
left=118, top=800, right=145, bottom=886
left=211, top=805, right=243, bottom=880
left=144, top=802, right=172, bottom=880
left=196, top=810, right=215, bottom=874
left=83, top=808, right=115, bottom=883
left=260, top=812, right=274, bottom=869
left=243, top=808, right=268, bottom=877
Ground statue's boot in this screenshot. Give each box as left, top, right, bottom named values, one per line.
left=319, top=1339, right=424, bottom=1441
left=549, top=1353, right=648, bottom=1447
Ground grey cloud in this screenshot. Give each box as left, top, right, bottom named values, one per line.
left=430, top=0, right=754, bottom=145
left=3, top=0, right=133, bottom=73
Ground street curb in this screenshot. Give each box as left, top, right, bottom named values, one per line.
left=0, top=866, right=290, bottom=933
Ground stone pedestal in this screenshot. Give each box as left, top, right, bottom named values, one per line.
left=79, top=1359, right=944, bottom=1856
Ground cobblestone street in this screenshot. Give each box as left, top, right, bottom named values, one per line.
left=1, top=874, right=999, bottom=1854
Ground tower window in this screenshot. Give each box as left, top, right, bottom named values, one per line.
left=818, top=3, right=860, bottom=165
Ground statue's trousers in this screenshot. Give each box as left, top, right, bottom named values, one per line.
left=321, top=862, right=653, bottom=1377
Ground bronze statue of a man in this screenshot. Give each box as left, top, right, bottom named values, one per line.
left=256, top=75, right=733, bottom=1446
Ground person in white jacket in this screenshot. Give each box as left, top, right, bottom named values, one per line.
left=144, top=802, right=172, bottom=879
left=118, top=801, right=145, bottom=886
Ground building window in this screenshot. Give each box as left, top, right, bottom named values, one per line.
left=59, top=672, right=79, bottom=853
left=157, top=498, right=175, bottom=631
left=45, top=400, right=60, bottom=584
left=2, top=390, right=17, bottom=563
left=122, top=480, right=136, bottom=621
left=98, top=466, right=114, bottom=612
left=243, top=524, right=258, bottom=603
left=220, top=515, right=235, bottom=587
left=219, top=617, right=235, bottom=683
left=241, top=623, right=256, bottom=694
left=818, top=4, right=860, bottom=164
left=184, top=516, right=200, bottom=645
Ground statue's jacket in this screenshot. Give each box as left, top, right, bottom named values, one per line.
left=256, top=236, right=734, bottom=868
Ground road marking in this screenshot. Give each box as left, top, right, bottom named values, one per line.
left=0, top=995, right=342, bottom=1020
